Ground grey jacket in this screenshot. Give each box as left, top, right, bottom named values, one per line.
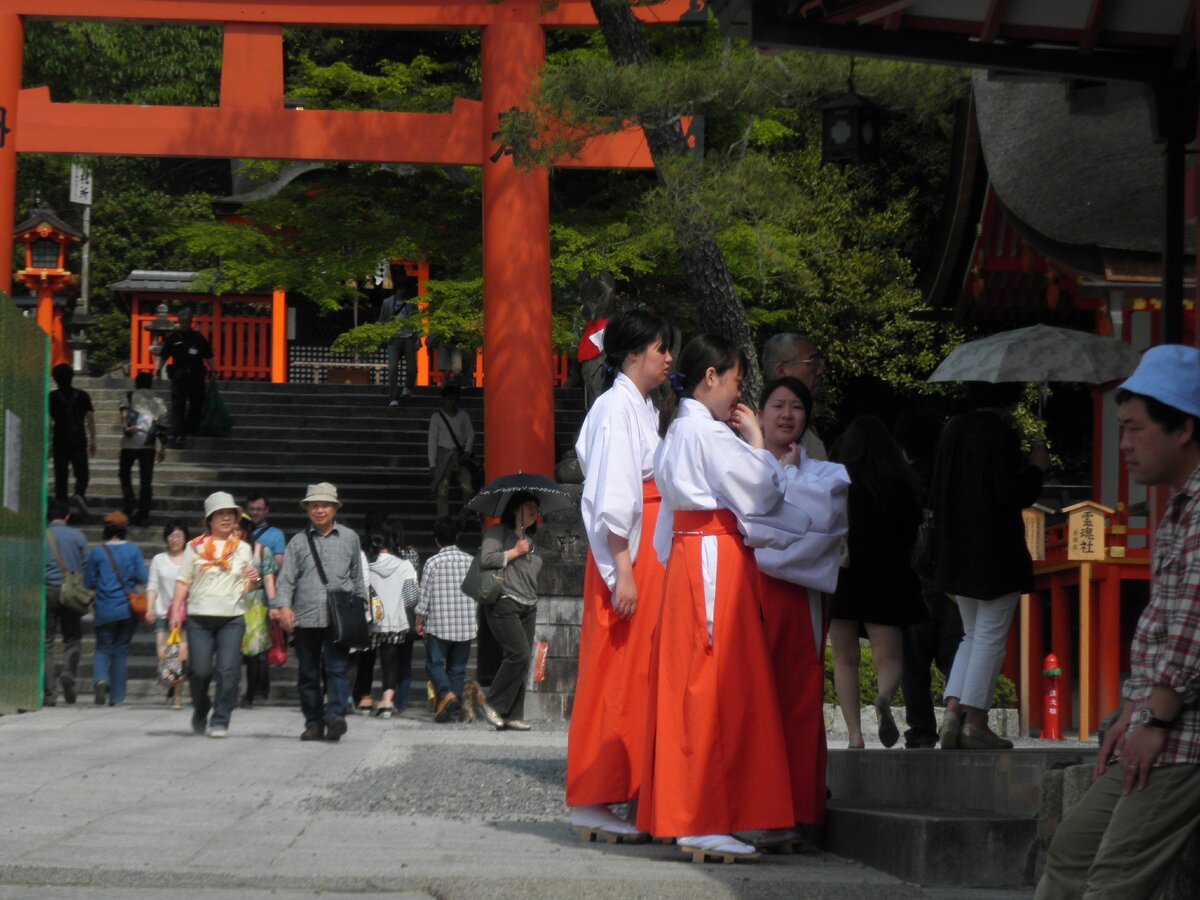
left=273, top=523, right=366, bottom=628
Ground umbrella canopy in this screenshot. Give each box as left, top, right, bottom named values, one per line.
left=465, top=472, right=575, bottom=519
left=928, top=324, right=1141, bottom=385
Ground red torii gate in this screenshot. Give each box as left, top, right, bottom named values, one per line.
left=0, top=0, right=698, bottom=480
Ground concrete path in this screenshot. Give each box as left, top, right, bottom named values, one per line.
left=0, top=704, right=1031, bottom=898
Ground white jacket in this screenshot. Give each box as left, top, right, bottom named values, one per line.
left=368, top=553, right=418, bottom=635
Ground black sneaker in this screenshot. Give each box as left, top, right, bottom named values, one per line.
left=300, top=724, right=324, bottom=742
left=192, top=709, right=207, bottom=735
left=325, top=715, right=348, bottom=742
left=94, top=682, right=109, bottom=706
left=61, top=674, right=77, bottom=704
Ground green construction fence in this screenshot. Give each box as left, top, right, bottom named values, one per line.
left=0, top=292, right=47, bottom=714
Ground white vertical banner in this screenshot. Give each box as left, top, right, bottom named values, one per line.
left=69, top=163, right=93, bottom=206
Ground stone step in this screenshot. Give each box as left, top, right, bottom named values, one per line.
left=824, top=801, right=1036, bottom=887
left=823, top=746, right=1094, bottom=887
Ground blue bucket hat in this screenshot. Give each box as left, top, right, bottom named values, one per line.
left=1118, top=345, right=1200, bottom=418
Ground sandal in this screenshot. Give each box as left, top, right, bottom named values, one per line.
left=374, top=704, right=394, bottom=719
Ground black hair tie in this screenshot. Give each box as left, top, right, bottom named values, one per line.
left=667, top=371, right=686, bottom=398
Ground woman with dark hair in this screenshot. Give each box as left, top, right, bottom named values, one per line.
left=146, top=518, right=190, bottom=707
left=84, top=512, right=148, bottom=706
left=365, top=525, right=418, bottom=718
left=750, top=376, right=849, bottom=831
left=567, top=308, right=672, bottom=840
left=479, top=491, right=543, bottom=731
left=829, top=415, right=926, bottom=749
left=637, top=334, right=798, bottom=861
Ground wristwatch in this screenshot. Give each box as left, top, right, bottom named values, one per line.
left=1136, top=708, right=1175, bottom=730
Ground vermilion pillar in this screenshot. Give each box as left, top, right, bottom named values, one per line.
left=480, top=22, right=554, bottom=480
left=0, top=14, right=22, bottom=296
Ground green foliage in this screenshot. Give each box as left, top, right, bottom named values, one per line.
left=823, top=645, right=1017, bottom=710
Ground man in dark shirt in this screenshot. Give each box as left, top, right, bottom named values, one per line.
left=379, top=291, right=419, bottom=406
left=158, top=307, right=213, bottom=447
left=48, top=363, right=96, bottom=506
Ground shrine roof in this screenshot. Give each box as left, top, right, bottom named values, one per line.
left=111, top=270, right=202, bottom=293
left=712, top=1, right=1194, bottom=84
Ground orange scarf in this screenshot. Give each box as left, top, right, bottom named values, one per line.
left=194, top=533, right=242, bottom=573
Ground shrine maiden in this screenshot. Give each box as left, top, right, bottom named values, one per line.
left=567, top=309, right=672, bottom=840
left=748, top=376, right=850, bottom=830
left=637, top=334, right=798, bottom=861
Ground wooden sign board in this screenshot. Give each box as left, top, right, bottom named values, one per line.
left=1063, top=501, right=1114, bottom=561
left=1023, top=503, right=1055, bottom=561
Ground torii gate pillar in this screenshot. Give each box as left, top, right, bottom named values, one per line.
left=0, top=13, right=21, bottom=297
left=481, top=23, right=554, bottom=481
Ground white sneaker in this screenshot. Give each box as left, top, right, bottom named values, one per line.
left=207, top=727, right=228, bottom=739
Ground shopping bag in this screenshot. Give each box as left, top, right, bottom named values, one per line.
left=158, top=627, right=186, bottom=686
left=242, top=598, right=269, bottom=655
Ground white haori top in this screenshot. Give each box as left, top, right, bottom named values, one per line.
left=575, top=372, right=661, bottom=590
left=744, top=448, right=851, bottom=595
left=652, top=399, right=791, bottom=641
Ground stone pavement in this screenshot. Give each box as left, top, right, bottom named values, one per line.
left=0, top=704, right=1032, bottom=899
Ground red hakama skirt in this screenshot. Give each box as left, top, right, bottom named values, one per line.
left=566, top=482, right=666, bottom=807
left=636, top=509, right=794, bottom=837
left=760, top=574, right=828, bottom=825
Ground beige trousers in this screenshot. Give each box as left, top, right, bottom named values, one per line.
left=1035, top=761, right=1200, bottom=899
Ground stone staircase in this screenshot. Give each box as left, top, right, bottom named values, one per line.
left=824, top=745, right=1093, bottom=887
left=54, top=376, right=587, bottom=709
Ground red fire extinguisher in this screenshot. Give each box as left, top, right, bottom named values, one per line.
left=1042, top=653, right=1063, bottom=741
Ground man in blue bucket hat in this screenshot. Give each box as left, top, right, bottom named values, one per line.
left=1038, top=344, right=1200, bottom=899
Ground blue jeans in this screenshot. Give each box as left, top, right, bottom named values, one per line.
left=293, top=626, right=351, bottom=728
left=93, top=618, right=135, bottom=704
left=424, top=635, right=471, bottom=701
left=186, top=615, right=245, bottom=729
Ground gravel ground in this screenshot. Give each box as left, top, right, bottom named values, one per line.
left=312, top=742, right=570, bottom=821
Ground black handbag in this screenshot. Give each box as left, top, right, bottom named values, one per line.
left=305, top=532, right=370, bottom=649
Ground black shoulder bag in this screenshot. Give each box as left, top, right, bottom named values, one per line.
left=305, top=531, right=370, bottom=650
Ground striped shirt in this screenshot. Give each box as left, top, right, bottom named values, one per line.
left=416, top=546, right=476, bottom=642
left=1121, top=463, right=1200, bottom=766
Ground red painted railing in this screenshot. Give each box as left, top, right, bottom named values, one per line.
left=130, top=295, right=273, bottom=381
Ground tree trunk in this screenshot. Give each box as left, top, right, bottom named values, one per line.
left=589, top=0, right=762, bottom=398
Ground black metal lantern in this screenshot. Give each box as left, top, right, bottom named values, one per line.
left=820, top=89, right=884, bottom=165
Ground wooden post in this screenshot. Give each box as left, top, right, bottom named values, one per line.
left=1097, top=563, right=1121, bottom=718
left=1027, top=590, right=1044, bottom=732
left=1050, top=576, right=1073, bottom=730
left=480, top=22, right=554, bottom=480
left=0, top=13, right=20, bottom=296
left=1079, top=561, right=1093, bottom=742
left=1019, top=593, right=1031, bottom=737
left=271, top=288, right=286, bottom=383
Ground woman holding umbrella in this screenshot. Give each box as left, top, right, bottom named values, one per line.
left=566, top=308, right=672, bottom=841
left=478, top=491, right=543, bottom=731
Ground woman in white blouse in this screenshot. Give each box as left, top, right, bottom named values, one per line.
left=637, top=334, right=798, bottom=861
left=168, top=492, right=258, bottom=739
left=567, top=309, right=672, bottom=840
left=145, top=519, right=190, bottom=706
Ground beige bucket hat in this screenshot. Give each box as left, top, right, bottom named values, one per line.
left=300, top=482, right=342, bottom=508
left=203, top=491, right=243, bottom=521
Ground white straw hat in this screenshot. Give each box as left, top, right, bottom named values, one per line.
left=300, top=482, right=342, bottom=508
left=203, top=491, right=243, bottom=521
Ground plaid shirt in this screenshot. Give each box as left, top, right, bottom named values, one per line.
left=1121, top=463, right=1200, bottom=766
left=416, top=546, right=476, bottom=642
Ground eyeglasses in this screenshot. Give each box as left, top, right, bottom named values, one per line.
left=786, top=355, right=825, bottom=371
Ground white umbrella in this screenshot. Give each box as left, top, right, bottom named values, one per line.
left=928, top=324, right=1140, bottom=385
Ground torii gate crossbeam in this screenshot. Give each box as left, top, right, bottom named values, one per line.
left=0, top=0, right=700, bottom=479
